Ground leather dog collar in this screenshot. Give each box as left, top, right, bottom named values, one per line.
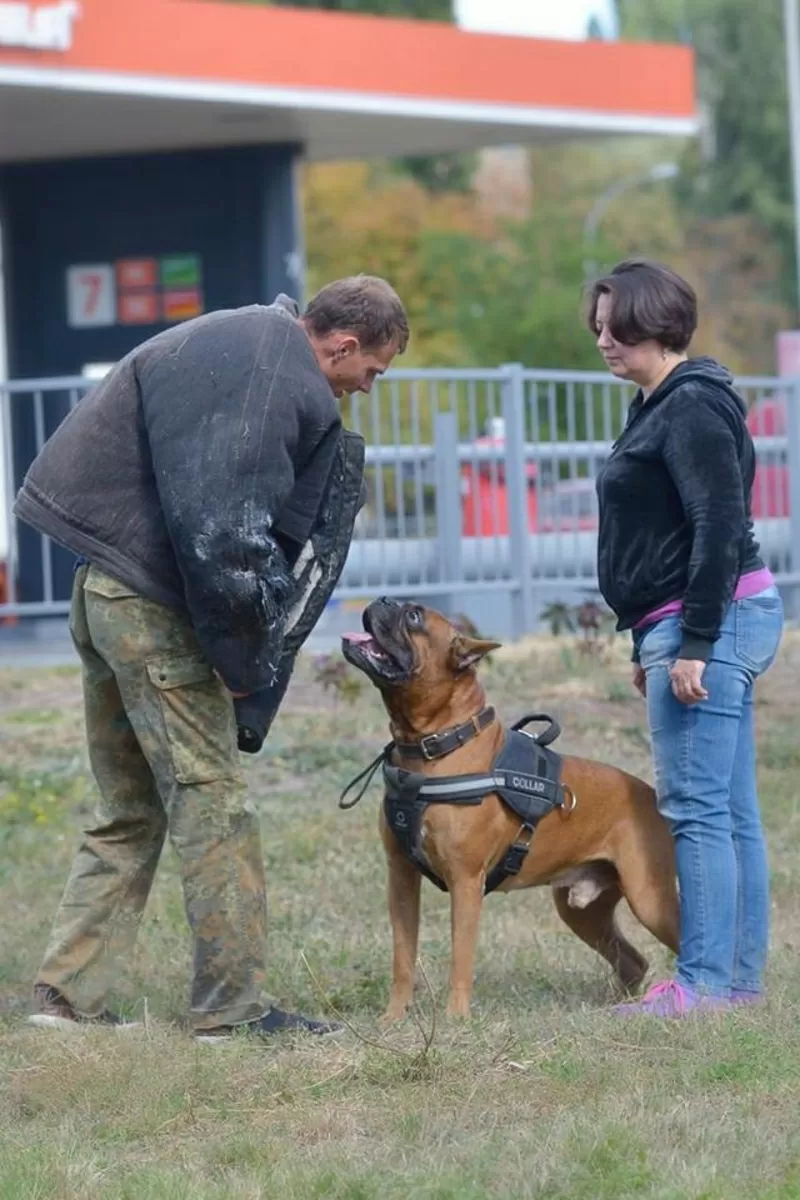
left=393, top=705, right=496, bottom=761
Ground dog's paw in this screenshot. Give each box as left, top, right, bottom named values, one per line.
left=619, top=964, right=649, bottom=993
left=379, top=1006, right=411, bottom=1028
left=444, top=1002, right=472, bottom=1019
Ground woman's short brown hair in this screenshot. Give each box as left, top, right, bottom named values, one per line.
left=585, top=259, right=697, bottom=352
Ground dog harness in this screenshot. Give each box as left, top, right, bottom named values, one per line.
left=339, top=711, right=574, bottom=896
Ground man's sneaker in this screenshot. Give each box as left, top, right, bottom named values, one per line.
left=612, top=979, right=731, bottom=1018
left=27, top=985, right=141, bottom=1033
left=194, top=1006, right=343, bottom=1044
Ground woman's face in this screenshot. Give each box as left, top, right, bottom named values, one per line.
left=594, top=292, right=666, bottom=387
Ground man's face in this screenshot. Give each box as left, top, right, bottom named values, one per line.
left=318, top=334, right=400, bottom=398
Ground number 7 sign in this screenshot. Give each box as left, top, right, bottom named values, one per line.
left=66, top=265, right=116, bottom=328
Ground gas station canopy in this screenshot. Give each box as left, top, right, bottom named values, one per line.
left=0, top=0, right=697, bottom=163
left=0, top=1, right=698, bottom=606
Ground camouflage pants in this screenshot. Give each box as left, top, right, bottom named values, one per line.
left=36, top=564, right=272, bottom=1030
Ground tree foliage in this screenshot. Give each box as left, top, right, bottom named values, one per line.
left=302, top=131, right=791, bottom=374
left=394, top=153, right=478, bottom=195
left=615, top=0, right=795, bottom=307
left=305, top=153, right=618, bottom=369
left=416, top=216, right=605, bottom=369
left=302, top=161, right=484, bottom=365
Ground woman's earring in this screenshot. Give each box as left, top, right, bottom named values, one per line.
left=661, top=348, right=668, bottom=361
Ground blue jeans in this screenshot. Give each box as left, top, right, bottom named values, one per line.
left=634, top=587, right=784, bottom=997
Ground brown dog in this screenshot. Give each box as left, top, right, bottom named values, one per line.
left=342, top=597, right=679, bottom=1020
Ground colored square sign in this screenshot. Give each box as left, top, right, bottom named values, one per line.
left=66, top=254, right=205, bottom=330
left=116, top=258, right=158, bottom=291
left=163, top=287, right=204, bottom=323
left=119, top=292, right=160, bottom=325
left=66, top=265, right=116, bottom=328
left=161, top=255, right=202, bottom=289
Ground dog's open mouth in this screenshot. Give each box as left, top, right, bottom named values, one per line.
left=342, top=632, right=393, bottom=665
left=341, top=631, right=408, bottom=682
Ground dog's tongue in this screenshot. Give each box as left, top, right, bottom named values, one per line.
left=342, top=632, right=391, bottom=664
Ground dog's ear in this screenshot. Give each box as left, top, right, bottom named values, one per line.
left=450, top=634, right=502, bottom=672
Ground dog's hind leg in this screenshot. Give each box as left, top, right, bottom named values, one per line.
left=381, top=848, right=422, bottom=1025
left=614, top=826, right=681, bottom=958
left=552, top=882, right=649, bottom=993
left=616, top=865, right=680, bottom=959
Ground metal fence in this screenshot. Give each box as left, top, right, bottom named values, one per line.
left=3, top=366, right=800, bottom=636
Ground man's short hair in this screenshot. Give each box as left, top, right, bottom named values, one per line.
left=303, top=275, right=409, bottom=353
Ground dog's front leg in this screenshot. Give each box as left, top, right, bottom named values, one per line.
left=381, top=848, right=422, bottom=1025
left=447, top=874, right=484, bottom=1017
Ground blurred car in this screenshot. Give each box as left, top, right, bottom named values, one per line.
left=461, top=395, right=790, bottom=537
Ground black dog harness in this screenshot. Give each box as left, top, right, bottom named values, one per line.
left=339, top=710, right=575, bottom=895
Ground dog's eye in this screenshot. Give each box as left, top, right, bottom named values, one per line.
left=406, top=608, right=422, bottom=628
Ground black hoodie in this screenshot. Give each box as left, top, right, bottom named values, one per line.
left=595, top=356, right=763, bottom=662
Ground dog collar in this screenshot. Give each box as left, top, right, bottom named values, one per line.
left=338, top=711, right=563, bottom=814
left=338, top=705, right=497, bottom=812
left=392, top=705, right=496, bottom=761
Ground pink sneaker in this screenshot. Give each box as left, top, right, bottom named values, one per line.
left=613, top=980, right=731, bottom=1018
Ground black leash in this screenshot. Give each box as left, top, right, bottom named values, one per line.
left=338, top=743, right=394, bottom=810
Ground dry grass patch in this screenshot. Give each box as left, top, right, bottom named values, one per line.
left=2, top=630, right=800, bottom=1197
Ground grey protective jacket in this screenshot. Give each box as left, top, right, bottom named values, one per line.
left=14, top=296, right=364, bottom=697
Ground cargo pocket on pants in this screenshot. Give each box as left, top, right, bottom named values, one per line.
left=146, top=653, right=239, bottom=785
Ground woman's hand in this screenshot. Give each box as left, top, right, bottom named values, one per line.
left=668, top=658, right=708, bottom=705
left=632, top=664, right=647, bottom=697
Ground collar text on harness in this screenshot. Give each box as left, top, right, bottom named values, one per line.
left=510, top=774, right=546, bottom=794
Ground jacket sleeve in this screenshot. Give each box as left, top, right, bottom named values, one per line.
left=661, top=390, right=746, bottom=661
left=137, top=313, right=333, bottom=693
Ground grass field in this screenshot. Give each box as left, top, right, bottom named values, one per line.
left=2, top=628, right=800, bottom=1199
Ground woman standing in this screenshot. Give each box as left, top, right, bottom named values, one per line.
left=588, top=259, right=784, bottom=1017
